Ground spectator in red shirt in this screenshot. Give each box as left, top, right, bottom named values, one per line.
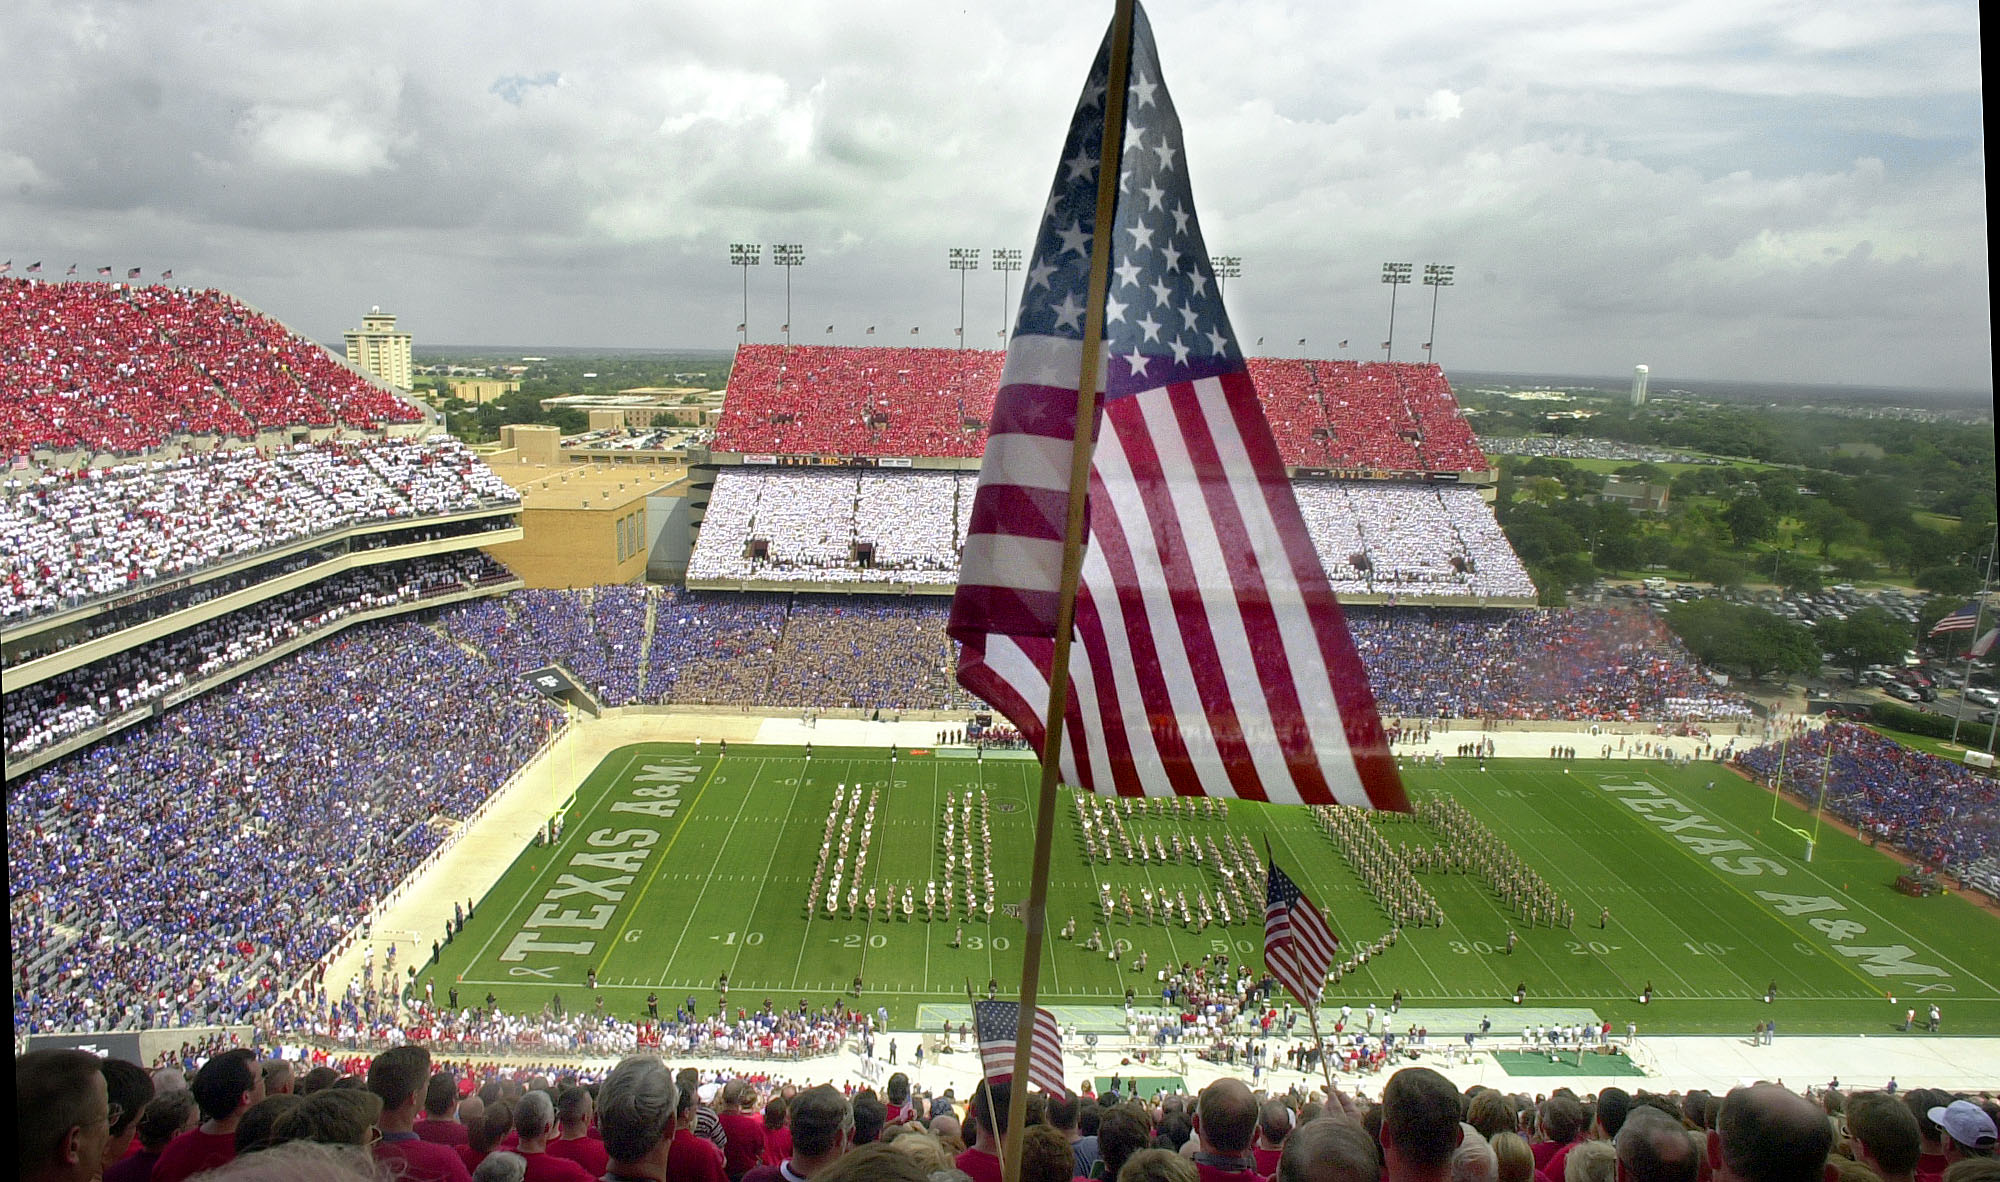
left=19, top=1048, right=116, bottom=1182
left=596, top=1056, right=679, bottom=1181
left=417, top=1072, right=473, bottom=1147
left=761, top=1095, right=792, bottom=1167
left=668, top=1083, right=730, bottom=1182
left=1708, top=1086, right=1830, bottom=1182
left=547, top=1087, right=609, bottom=1177
left=512, top=1091, right=595, bottom=1182
left=955, top=1079, right=1008, bottom=1182
left=461, top=1101, right=516, bottom=1174
left=106, top=1089, right=199, bottom=1182
left=1381, top=1067, right=1464, bottom=1182
left=1191, top=1079, right=1264, bottom=1182
left=883, top=1074, right=913, bottom=1126
left=1254, top=1101, right=1294, bottom=1177
left=154, top=1048, right=264, bottom=1182
left=100, top=1058, right=156, bottom=1168
left=1533, top=1097, right=1586, bottom=1175
left=369, top=1046, right=472, bottom=1182
left=718, top=1080, right=768, bottom=1179
left=744, top=1085, right=851, bottom=1182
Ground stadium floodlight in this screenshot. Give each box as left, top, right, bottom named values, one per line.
left=729, top=244, right=760, bottom=344
left=1422, top=264, right=1455, bottom=365
left=950, top=248, right=981, bottom=351
left=772, top=244, right=805, bottom=348
left=1380, top=262, right=1413, bottom=361
left=1212, top=254, right=1242, bottom=300
left=992, top=248, right=1023, bottom=343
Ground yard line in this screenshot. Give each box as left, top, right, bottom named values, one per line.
left=1273, top=807, right=1453, bottom=999
left=469, top=746, right=645, bottom=977
left=652, top=755, right=769, bottom=979
left=728, top=760, right=809, bottom=984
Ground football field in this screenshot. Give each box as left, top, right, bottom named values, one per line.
left=435, top=743, right=2000, bottom=1035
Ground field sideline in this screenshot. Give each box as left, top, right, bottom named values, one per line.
left=432, top=743, right=2000, bottom=1035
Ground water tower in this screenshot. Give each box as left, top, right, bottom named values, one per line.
left=1630, top=364, right=1650, bottom=407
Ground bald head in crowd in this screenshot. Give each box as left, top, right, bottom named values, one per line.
left=1198, top=1079, right=1260, bottom=1156
left=1280, top=1117, right=1383, bottom=1182
left=1712, top=1085, right=1832, bottom=1182
left=1615, top=1106, right=1697, bottom=1182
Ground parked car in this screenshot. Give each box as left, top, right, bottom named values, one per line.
left=1885, top=683, right=1923, bottom=703
left=1965, top=687, right=2000, bottom=708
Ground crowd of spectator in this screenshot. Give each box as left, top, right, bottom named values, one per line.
left=1293, top=483, right=1536, bottom=600
left=710, top=346, right=1490, bottom=479
left=689, top=470, right=1532, bottom=601
left=0, top=435, right=518, bottom=624
left=1, top=277, right=423, bottom=462
left=7, top=616, right=565, bottom=1037
left=1344, top=607, right=1752, bottom=722
left=1736, top=722, right=2000, bottom=872
left=4, top=552, right=512, bottom=761
left=20, top=1040, right=2000, bottom=1182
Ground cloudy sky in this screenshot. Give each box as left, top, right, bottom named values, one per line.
left=3, top=0, right=1988, bottom=391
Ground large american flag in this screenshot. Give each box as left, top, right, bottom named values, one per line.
left=1265, top=859, right=1339, bottom=1007
left=948, top=1, right=1405, bottom=809
left=974, top=999, right=1067, bottom=1096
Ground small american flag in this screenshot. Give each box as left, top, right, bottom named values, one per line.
left=975, top=999, right=1066, bottom=1095
left=127, top=267, right=141, bottom=279
left=948, top=0, right=1404, bottom=808
left=96, top=266, right=112, bottom=276
left=1265, top=859, right=1338, bottom=1007
left=1930, top=602, right=1982, bottom=635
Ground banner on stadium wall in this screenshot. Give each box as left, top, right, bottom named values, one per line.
left=742, top=454, right=778, bottom=465
left=878, top=457, right=913, bottom=468
left=29, top=1031, right=143, bottom=1064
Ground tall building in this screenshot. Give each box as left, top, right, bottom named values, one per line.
left=343, top=307, right=413, bottom=390
left=1630, top=364, right=1650, bottom=407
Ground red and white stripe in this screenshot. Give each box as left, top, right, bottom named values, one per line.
left=977, top=1002, right=1068, bottom=1096
left=954, top=336, right=1405, bottom=809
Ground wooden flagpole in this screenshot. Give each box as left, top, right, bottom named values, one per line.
left=1305, top=1000, right=1338, bottom=1101
left=1002, top=3, right=1136, bottom=1180
left=966, top=979, right=1006, bottom=1153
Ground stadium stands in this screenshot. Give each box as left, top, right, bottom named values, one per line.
left=0, top=278, right=423, bottom=460
left=3, top=551, right=514, bottom=762
left=710, top=345, right=1487, bottom=475
left=0, top=436, right=519, bottom=625
left=6, top=615, right=565, bottom=1035
left=1738, top=721, right=2000, bottom=871
left=687, top=470, right=1531, bottom=601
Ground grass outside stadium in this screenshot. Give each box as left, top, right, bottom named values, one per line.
left=433, top=741, right=2000, bottom=1037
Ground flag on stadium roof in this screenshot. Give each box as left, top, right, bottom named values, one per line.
left=974, top=999, right=1066, bottom=1095
left=1296, top=338, right=1306, bottom=346
left=1265, top=858, right=1338, bottom=1007
left=26, top=261, right=40, bottom=273
left=911, top=326, right=920, bottom=334
left=66, top=264, right=77, bottom=276
left=128, top=267, right=141, bottom=279
left=0, top=260, right=10, bottom=274
left=162, top=269, right=173, bottom=281
left=867, top=326, right=877, bottom=334
left=948, top=0, right=1405, bottom=809
left=825, top=324, right=834, bottom=333
left=1930, top=601, right=1982, bottom=635
left=781, top=323, right=789, bottom=332
left=97, top=266, right=112, bottom=276
left=1339, top=339, right=1348, bottom=348
left=736, top=322, right=746, bottom=332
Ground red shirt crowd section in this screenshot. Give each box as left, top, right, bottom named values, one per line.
left=711, top=345, right=1487, bottom=473
left=0, top=278, right=422, bottom=461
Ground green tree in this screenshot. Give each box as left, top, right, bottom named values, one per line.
left=1723, top=495, right=1776, bottom=547
left=1797, top=499, right=1857, bottom=558
left=1667, top=601, right=1818, bottom=683
left=1915, top=564, right=1983, bottom=596
left=1816, top=607, right=1912, bottom=678
left=1771, top=552, right=1822, bottom=594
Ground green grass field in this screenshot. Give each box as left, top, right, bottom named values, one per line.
left=434, top=744, right=2000, bottom=1035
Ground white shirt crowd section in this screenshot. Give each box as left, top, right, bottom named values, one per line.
left=1292, top=482, right=1537, bottom=600
left=0, top=436, right=519, bottom=623
left=688, top=468, right=976, bottom=585
left=690, top=470, right=1536, bottom=599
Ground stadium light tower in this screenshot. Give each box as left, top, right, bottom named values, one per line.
left=1381, top=261, right=1413, bottom=361
left=950, top=248, right=981, bottom=350
left=1422, top=264, right=1454, bottom=365
left=992, top=248, right=1022, bottom=344
left=1212, top=255, right=1241, bottom=301
left=772, top=243, right=805, bottom=348
left=728, top=243, right=760, bottom=345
